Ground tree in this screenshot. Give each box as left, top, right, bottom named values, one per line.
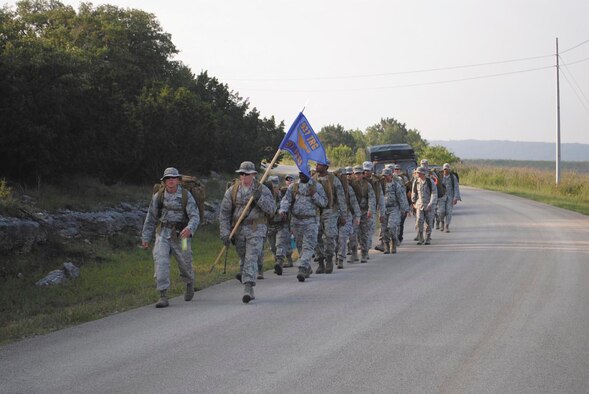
left=419, top=145, right=460, bottom=166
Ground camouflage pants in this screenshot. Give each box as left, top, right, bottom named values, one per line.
left=234, top=225, right=266, bottom=285
left=416, top=207, right=435, bottom=237
left=153, top=228, right=194, bottom=291
left=349, top=211, right=371, bottom=256
left=316, top=209, right=339, bottom=259
left=267, top=222, right=290, bottom=260
left=384, top=208, right=402, bottom=245
left=291, top=219, right=319, bottom=270
left=337, top=212, right=354, bottom=260
left=437, top=195, right=454, bottom=226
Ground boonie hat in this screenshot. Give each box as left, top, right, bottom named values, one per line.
left=420, top=159, right=428, bottom=165
left=285, top=174, right=295, bottom=181
left=353, top=165, right=363, bottom=174
left=382, top=168, right=393, bottom=176
left=443, top=163, right=451, bottom=170
left=161, top=167, right=181, bottom=181
left=362, top=161, right=373, bottom=172
left=416, top=166, right=427, bottom=175
left=393, top=164, right=402, bottom=170
left=345, top=166, right=353, bottom=175
left=269, top=175, right=280, bottom=185
left=235, top=161, right=257, bottom=174
left=385, top=163, right=394, bottom=169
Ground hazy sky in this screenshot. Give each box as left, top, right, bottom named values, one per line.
left=6, top=0, right=589, bottom=144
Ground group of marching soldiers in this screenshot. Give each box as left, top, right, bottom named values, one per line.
left=218, top=158, right=461, bottom=304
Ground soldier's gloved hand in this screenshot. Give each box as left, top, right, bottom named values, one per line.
left=221, top=234, right=231, bottom=246
left=252, top=185, right=263, bottom=201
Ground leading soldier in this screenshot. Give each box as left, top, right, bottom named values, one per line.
left=141, top=167, right=200, bottom=308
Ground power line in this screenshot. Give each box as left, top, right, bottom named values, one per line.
left=561, top=39, right=589, bottom=54
left=245, top=64, right=556, bottom=93
left=223, top=54, right=553, bottom=82
left=559, top=55, right=589, bottom=108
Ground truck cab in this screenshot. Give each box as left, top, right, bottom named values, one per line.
left=366, top=143, right=417, bottom=180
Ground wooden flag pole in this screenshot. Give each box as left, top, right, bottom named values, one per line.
left=209, top=148, right=283, bottom=273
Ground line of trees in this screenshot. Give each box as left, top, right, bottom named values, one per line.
left=1, top=1, right=458, bottom=187
left=0, top=1, right=285, bottom=185
left=318, top=119, right=459, bottom=167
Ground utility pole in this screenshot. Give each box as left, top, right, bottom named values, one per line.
left=555, top=37, right=561, bottom=185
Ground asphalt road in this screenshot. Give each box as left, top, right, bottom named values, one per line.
left=2, top=187, right=589, bottom=394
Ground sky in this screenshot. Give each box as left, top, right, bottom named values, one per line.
left=5, top=0, right=589, bottom=144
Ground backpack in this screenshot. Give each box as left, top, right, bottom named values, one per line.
left=153, top=175, right=206, bottom=223
left=412, top=177, right=445, bottom=199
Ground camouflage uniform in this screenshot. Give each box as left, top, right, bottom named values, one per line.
left=349, top=168, right=377, bottom=263
left=337, top=182, right=361, bottom=267
left=383, top=175, right=411, bottom=253
left=411, top=169, right=438, bottom=244
left=279, top=178, right=327, bottom=280
left=438, top=168, right=461, bottom=232
left=313, top=171, right=347, bottom=273
left=266, top=179, right=290, bottom=274
left=142, top=185, right=199, bottom=293
left=218, top=179, right=275, bottom=287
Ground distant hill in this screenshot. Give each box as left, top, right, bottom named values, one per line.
left=430, top=140, right=589, bottom=161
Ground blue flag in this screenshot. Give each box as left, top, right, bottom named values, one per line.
left=279, top=112, right=327, bottom=178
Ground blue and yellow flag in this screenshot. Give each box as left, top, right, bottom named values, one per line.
left=279, top=112, right=327, bottom=178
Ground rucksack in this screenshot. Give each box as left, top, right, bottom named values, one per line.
left=153, top=175, right=206, bottom=223
left=412, top=177, right=445, bottom=199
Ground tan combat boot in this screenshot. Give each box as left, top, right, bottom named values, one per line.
left=384, top=242, right=390, bottom=254
left=242, top=282, right=255, bottom=303
left=337, top=258, right=344, bottom=269
left=416, top=232, right=424, bottom=245
left=156, top=290, right=169, bottom=308
left=316, top=258, right=326, bottom=274
left=184, top=282, right=194, bottom=301
left=325, top=256, right=334, bottom=274
left=440, top=220, right=445, bottom=231
left=284, top=254, right=294, bottom=267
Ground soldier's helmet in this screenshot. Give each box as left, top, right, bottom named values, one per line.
left=345, top=166, right=354, bottom=175
left=269, top=175, right=280, bottom=186
left=416, top=166, right=427, bottom=175
left=362, top=161, right=373, bottom=172
left=382, top=168, right=393, bottom=176
left=443, top=163, right=451, bottom=170
left=235, top=161, right=257, bottom=174
left=160, top=167, right=182, bottom=181
left=353, top=165, right=363, bottom=174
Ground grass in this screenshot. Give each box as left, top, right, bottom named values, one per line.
left=0, top=225, right=282, bottom=346
left=458, top=164, right=589, bottom=215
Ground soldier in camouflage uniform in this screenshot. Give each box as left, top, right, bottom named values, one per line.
left=411, top=166, right=438, bottom=245
left=266, top=176, right=290, bottom=275
left=381, top=168, right=411, bottom=254
left=218, top=161, right=276, bottom=303
left=363, top=161, right=386, bottom=256
left=336, top=167, right=361, bottom=268
left=282, top=174, right=296, bottom=267
left=438, top=163, right=461, bottom=233
left=313, top=159, right=347, bottom=274
left=393, top=164, right=411, bottom=243
left=279, top=168, right=327, bottom=282
left=141, top=167, right=200, bottom=308
left=349, top=164, right=377, bottom=263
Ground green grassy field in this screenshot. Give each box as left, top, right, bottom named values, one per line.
left=0, top=225, right=282, bottom=345
left=458, top=164, right=589, bottom=215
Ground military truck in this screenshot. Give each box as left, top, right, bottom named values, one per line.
left=366, top=143, right=418, bottom=179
